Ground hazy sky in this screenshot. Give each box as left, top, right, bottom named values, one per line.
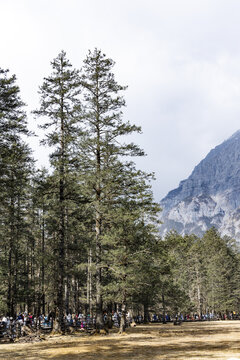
left=2, top=0, right=240, bottom=201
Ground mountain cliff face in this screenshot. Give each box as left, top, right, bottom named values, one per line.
left=160, top=130, right=240, bottom=240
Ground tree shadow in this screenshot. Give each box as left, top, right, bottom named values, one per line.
left=1, top=323, right=240, bottom=359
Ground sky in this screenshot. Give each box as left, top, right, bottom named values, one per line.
left=1, top=0, right=240, bottom=201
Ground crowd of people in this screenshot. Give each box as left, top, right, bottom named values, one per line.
left=0, top=310, right=239, bottom=341
left=149, top=312, right=240, bottom=323
left=0, top=310, right=127, bottom=340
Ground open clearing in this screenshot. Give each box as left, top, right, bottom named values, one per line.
left=1, top=320, right=240, bottom=359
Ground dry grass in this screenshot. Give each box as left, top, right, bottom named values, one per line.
left=1, top=320, right=240, bottom=359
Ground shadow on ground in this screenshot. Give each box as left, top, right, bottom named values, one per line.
left=0, top=322, right=240, bottom=359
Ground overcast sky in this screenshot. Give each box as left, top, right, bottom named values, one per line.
left=2, top=0, right=240, bottom=201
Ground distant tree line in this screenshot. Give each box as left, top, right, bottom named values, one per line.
left=0, top=49, right=240, bottom=333
left=161, top=228, right=240, bottom=317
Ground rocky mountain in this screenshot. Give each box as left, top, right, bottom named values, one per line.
left=159, top=130, right=240, bottom=240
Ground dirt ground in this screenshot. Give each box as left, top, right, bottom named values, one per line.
left=1, top=320, right=240, bottom=359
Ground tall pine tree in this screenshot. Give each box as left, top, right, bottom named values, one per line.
left=34, top=51, right=81, bottom=331
left=0, top=68, right=33, bottom=316
left=79, top=48, right=143, bottom=329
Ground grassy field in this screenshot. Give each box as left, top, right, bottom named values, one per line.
left=1, top=320, right=240, bottom=359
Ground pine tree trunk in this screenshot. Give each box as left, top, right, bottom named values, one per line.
left=58, top=173, right=65, bottom=332
left=95, top=118, right=104, bottom=330
left=7, top=245, right=13, bottom=316
left=8, top=192, right=17, bottom=317
left=95, top=211, right=104, bottom=329
left=57, top=93, right=65, bottom=334
left=87, top=248, right=93, bottom=317
left=196, top=267, right=202, bottom=317
left=119, top=299, right=127, bottom=334
left=162, top=292, right=166, bottom=323
left=73, top=277, right=78, bottom=314
left=65, top=209, right=70, bottom=315
left=26, top=239, right=31, bottom=312
left=41, top=211, right=45, bottom=315
left=143, top=301, right=149, bottom=323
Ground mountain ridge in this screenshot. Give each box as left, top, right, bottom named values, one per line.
left=160, top=130, right=240, bottom=240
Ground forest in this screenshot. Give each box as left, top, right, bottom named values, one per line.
left=1, top=48, right=240, bottom=334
